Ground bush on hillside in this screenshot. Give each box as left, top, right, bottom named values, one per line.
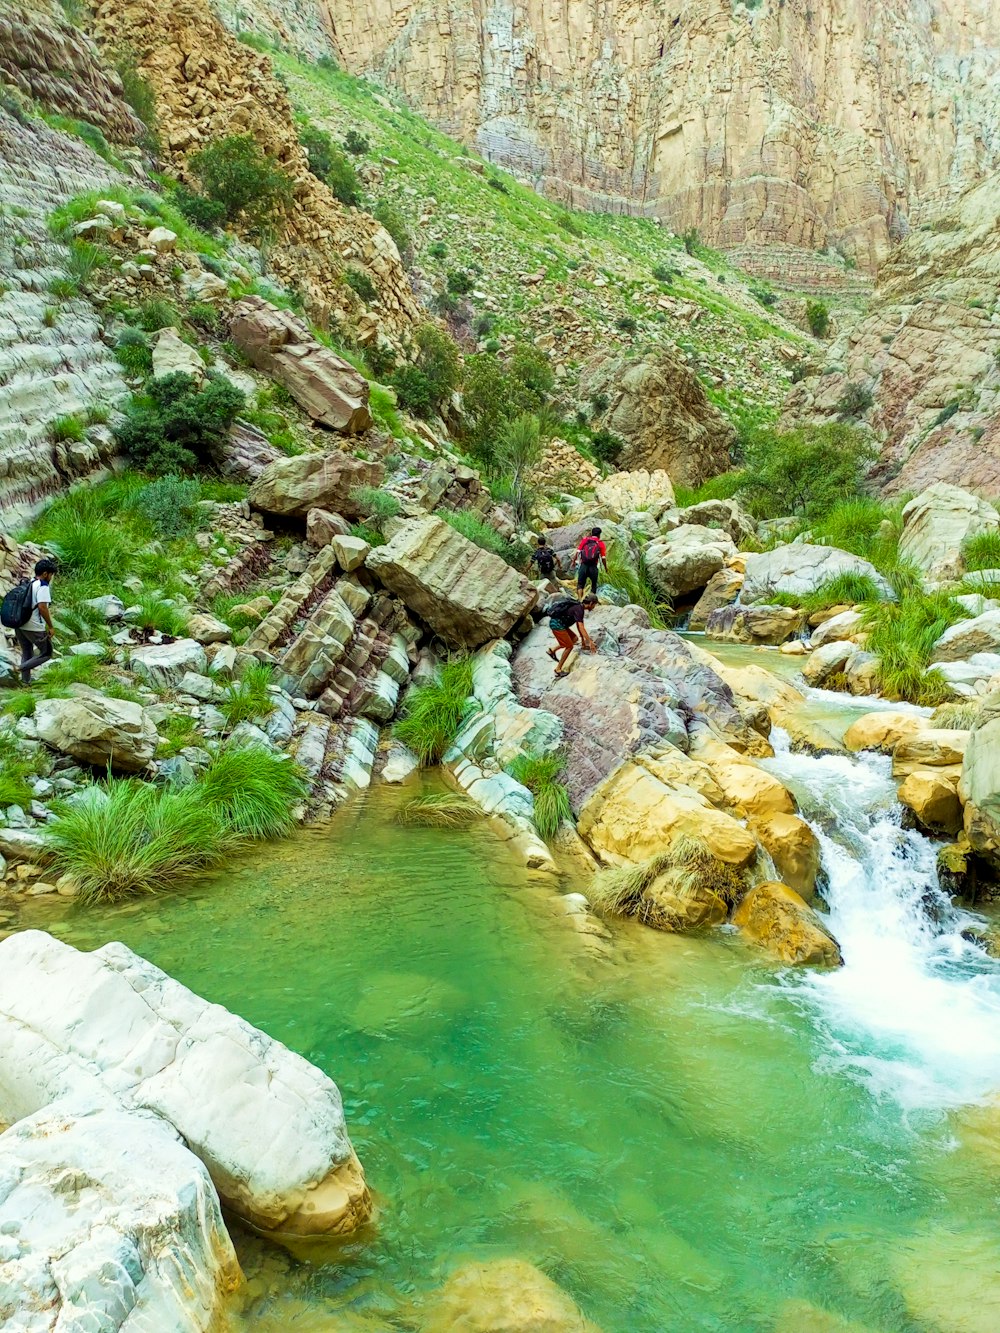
left=343, top=129, right=369, bottom=156
left=190, top=134, right=294, bottom=233
left=738, top=422, right=876, bottom=519
left=390, top=365, right=435, bottom=418
left=115, top=372, right=245, bottom=474
left=806, top=299, right=830, bottom=338
left=462, top=344, right=555, bottom=452
left=446, top=268, right=474, bottom=295
left=400, top=322, right=462, bottom=416
left=836, top=380, right=875, bottom=419
left=344, top=266, right=377, bottom=303
left=590, top=429, right=624, bottom=465
left=373, top=199, right=411, bottom=261
left=172, top=185, right=227, bottom=233
left=130, top=475, right=202, bottom=539
left=114, top=49, right=159, bottom=152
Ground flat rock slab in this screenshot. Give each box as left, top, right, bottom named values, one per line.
left=0, top=931, right=371, bottom=1240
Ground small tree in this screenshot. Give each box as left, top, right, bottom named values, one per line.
left=343, top=129, right=370, bottom=155
left=115, top=372, right=245, bottom=474
left=414, top=323, right=461, bottom=410
left=806, top=298, right=830, bottom=338
left=738, top=422, right=876, bottom=519
left=682, top=226, right=699, bottom=256
left=494, top=413, right=544, bottom=525
left=189, top=134, right=294, bottom=233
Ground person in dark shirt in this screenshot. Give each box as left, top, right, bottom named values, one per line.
left=529, top=536, right=561, bottom=584
left=545, top=593, right=597, bottom=677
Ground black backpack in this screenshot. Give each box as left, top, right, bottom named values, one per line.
left=580, top=536, right=601, bottom=563
left=0, top=578, right=34, bottom=630
left=535, top=547, right=556, bottom=575
left=545, top=596, right=578, bottom=627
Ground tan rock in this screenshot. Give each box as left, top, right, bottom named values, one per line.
left=932, top=609, right=1000, bottom=662
left=897, top=770, right=962, bottom=835
left=688, top=567, right=744, bottom=633
left=750, top=812, right=821, bottom=899
left=843, top=711, right=929, bottom=754
left=186, top=613, right=232, bottom=645
left=898, top=483, right=1000, bottom=582
left=250, top=450, right=382, bottom=521
left=231, top=297, right=372, bottom=432
left=306, top=508, right=351, bottom=546
left=779, top=639, right=809, bottom=656
left=593, top=468, right=674, bottom=519
left=802, top=640, right=856, bottom=687
left=810, top=608, right=865, bottom=648
left=714, top=662, right=843, bottom=754
left=732, top=882, right=842, bottom=967
left=698, top=746, right=796, bottom=819
left=704, top=604, right=806, bottom=646
left=33, top=695, right=158, bottom=773
left=959, top=716, right=1000, bottom=868
left=645, top=525, right=737, bottom=599
left=643, top=873, right=729, bottom=932
left=892, top=729, right=970, bottom=776
left=331, top=534, right=369, bottom=571
left=151, top=327, right=205, bottom=384
left=422, top=1258, right=599, bottom=1333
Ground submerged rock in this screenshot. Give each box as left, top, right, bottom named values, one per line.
left=732, top=881, right=842, bottom=966
left=0, top=931, right=372, bottom=1240
left=421, top=1257, right=600, bottom=1333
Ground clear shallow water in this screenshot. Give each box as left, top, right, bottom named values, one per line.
left=15, top=773, right=1000, bottom=1333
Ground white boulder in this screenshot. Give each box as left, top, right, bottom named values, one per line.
left=740, top=543, right=892, bottom=604
left=33, top=695, right=158, bottom=773
left=152, top=327, right=205, bottom=384
left=899, top=482, right=1000, bottom=582
left=130, top=639, right=208, bottom=690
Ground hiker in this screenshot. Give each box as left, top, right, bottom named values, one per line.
left=573, top=527, right=608, bottom=595
left=529, top=535, right=561, bottom=585
left=14, top=558, right=57, bottom=685
left=546, top=593, right=598, bottom=678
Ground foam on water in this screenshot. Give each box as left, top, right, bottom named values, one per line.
left=764, top=730, right=1000, bottom=1111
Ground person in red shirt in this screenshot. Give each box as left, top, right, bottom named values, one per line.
left=572, top=527, right=607, bottom=594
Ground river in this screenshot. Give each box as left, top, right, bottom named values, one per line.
left=14, top=660, right=1000, bottom=1332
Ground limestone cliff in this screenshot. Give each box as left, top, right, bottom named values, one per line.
left=786, top=172, right=1000, bottom=496
left=324, top=0, right=1000, bottom=272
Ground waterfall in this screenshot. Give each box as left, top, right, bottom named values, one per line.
left=762, top=732, right=1000, bottom=1112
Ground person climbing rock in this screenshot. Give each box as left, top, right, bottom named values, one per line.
left=546, top=593, right=598, bottom=677
left=529, top=536, right=561, bottom=587
left=573, top=527, right=607, bottom=595
left=15, top=558, right=57, bottom=685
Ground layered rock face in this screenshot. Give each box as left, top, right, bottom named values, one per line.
left=325, top=0, right=1000, bottom=269
left=787, top=171, right=1000, bottom=495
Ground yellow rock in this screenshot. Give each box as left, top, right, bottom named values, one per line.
left=750, top=812, right=821, bottom=898
left=732, top=882, right=842, bottom=967
left=639, top=746, right=727, bottom=808
left=773, top=1298, right=879, bottom=1333
left=897, top=769, right=962, bottom=834
left=577, top=760, right=759, bottom=867
left=714, top=664, right=843, bottom=753
left=843, top=710, right=929, bottom=754
left=697, top=743, right=796, bottom=818
left=892, top=728, right=970, bottom=776
left=644, top=873, right=729, bottom=931
left=421, top=1258, right=600, bottom=1333
left=890, top=1224, right=1000, bottom=1333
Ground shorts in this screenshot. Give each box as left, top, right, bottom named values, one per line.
left=577, top=561, right=599, bottom=593
left=550, top=626, right=576, bottom=649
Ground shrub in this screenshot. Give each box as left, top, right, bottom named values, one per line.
left=221, top=661, right=276, bottom=728
left=506, top=751, right=572, bottom=839
left=115, top=372, right=245, bottom=474
left=349, top=484, right=401, bottom=532
left=343, top=129, right=370, bottom=155
left=344, top=267, right=377, bottom=303
left=557, top=212, right=583, bottom=237
left=373, top=199, right=411, bottom=261
left=652, top=264, right=676, bottom=283
left=806, top=299, right=830, bottom=338
left=934, top=400, right=961, bottom=427
left=750, top=285, right=778, bottom=308
left=50, top=414, right=85, bottom=443
left=615, top=315, right=638, bottom=335
left=127, top=297, right=179, bottom=333
left=487, top=175, right=509, bottom=194
left=682, top=227, right=699, bottom=256
left=132, top=593, right=189, bottom=637
left=462, top=345, right=555, bottom=451
left=189, top=134, right=294, bottom=232
left=836, top=380, right=875, bottom=419
left=30, top=503, right=132, bottom=582
left=427, top=240, right=447, bottom=260
left=590, top=391, right=609, bottom=415
left=198, top=744, right=306, bottom=839
left=390, top=365, right=435, bottom=418
left=590, top=429, right=625, bottom=465
left=114, top=48, right=159, bottom=151
left=131, top=475, right=202, bottom=539
left=588, top=837, right=747, bottom=924
left=186, top=301, right=219, bottom=334
left=114, top=328, right=153, bottom=377
left=172, top=185, right=226, bottom=232
left=779, top=571, right=883, bottom=614
left=738, top=422, right=876, bottom=519
left=47, top=779, right=232, bottom=904
left=394, top=658, right=473, bottom=765
left=963, top=530, right=1000, bottom=572
left=299, top=124, right=336, bottom=180
left=66, top=240, right=107, bottom=285
left=861, top=592, right=964, bottom=704
left=446, top=269, right=474, bottom=295
left=407, top=322, right=461, bottom=413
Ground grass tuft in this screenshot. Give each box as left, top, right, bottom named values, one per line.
left=395, top=792, right=481, bottom=827
left=603, top=545, right=670, bottom=628
left=394, top=658, right=473, bottom=766
left=505, top=750, right=572, bottom=839
left=220, top=661, right=276, bottom=728
left=861, top=592, right=964, bottom=704
left=198, top=744, right=306, bottom=839
left=963, top=530, right=1000, bottom=573
left=588, top=837, right=748, bottom=925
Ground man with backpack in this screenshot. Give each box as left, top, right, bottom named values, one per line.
left=529, top=536, right=561, bottom=587
left=2, top=558, right=57, bottom=684
left=573, top=527, right=608, bottom=595
left=546, top=592, right=598, bottom=678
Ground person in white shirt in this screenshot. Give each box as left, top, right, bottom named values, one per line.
left=16, top=558, right=57, bottom=685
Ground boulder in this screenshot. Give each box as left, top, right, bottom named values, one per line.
left=740, top=544, right=892, bottom=604
left=0, top=932, right=371, bottom=1238
left=898, top=770, right=962, bottom=835
left=366, top=516, right=537, bottom=649
left=732, top=882, right=842, bottom=966
left=147, top=225, right=177, bottom=252
left=959, top=717, right=1000, bottom=866
left=932, top=610, right=1000, bottom=662
left=82, top=593, right=125, bottom=622
left=688, top=567, right=744, bottom=631
left=705, top=604, right=805, bottom=645
left=306, top=507, right=351, bottom=545
left=892, top=729, right=969, bottom=776
left=644, top=525, right=737, bottom=598
left=230, top=296, right=372, bottom=432
left=844, top=649, right=880, bottom=695
left=661, top=498, right=756, bottom=544
left=898, top=483, right=1000, bottom=582
left=810, top=608, right=865, bottom=647
left=331, top=533, right=370, bottom=571
left=750, top=812, right=821, bottom=898
left=0, top=1102, right=241, bottom=1333
left=422, top=1258, right=599, bottom=1333
left=130, top=639, right=208, bottom=690
left=643, top=873, right=729, bottom=931
left=186, top=613, right=232, bottom=645
left=33, top=696, right=157, bottom=773
left=843, top=711, right=929, bottom=754
left=249, top=450, right=383, bottom=521
left=151, top=326, right=205, bottom=384
left=593, top=468, right=674, bottom=518
left=583, top=347, right=736, bottom=486
left=711, top=662, right=843, bottom=754
left=802, top=639, right=856, bottom=687
left=698, top=745, right=796, bottom=818
left=577, top=758, right=759, bottom=868
left=936, top=653, right=1000, bottom=694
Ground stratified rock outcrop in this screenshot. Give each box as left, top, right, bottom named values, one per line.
left=249, top=448, right=382, bottom=519
left=366, top=516, right=538, bottom=649
left=327, top=0, right=1000, bottom=269
left=231, top=296, right=373, bottom=432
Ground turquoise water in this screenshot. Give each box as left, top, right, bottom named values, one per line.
left=15, top=780, right=1000, bottom=1332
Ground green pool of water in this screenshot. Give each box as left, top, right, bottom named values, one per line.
left=15, top=782, right=997, bottom=1332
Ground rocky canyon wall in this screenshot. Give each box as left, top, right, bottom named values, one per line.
left=323, top=0, right=1000, bottom=272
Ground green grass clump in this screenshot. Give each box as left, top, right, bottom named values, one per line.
left=861, top=592, right=965, bottom=704
left=441, top=510, right=528, bottom=569
left=505, top=751, right=572, bottom=839
left=603, top=545, right=670, bottom=628
left=47, top=779, right=233, bottom=904
left=350, top=484, right=402, bottom=525
left=931, top=700, right=982, bottom=730
left=221, top=662, right=276, bottom=727
left=198, top=744, right=306, bottom=839
left=962, top=530, right=1000, bottom=573
left=588, top=838, right=747, bottom=925
left=762, top=571, right=884, bottom=614
left=132, top=593, right=189, bottom=638
left=0, top=731, right=38, bottom=807
left=395, top=792, right=481, bottom=827
left=673, top=472, right=747, bottom=508
left=37, top=653, right=106, bottom=690
left=394, top=658, right=474, bottom=766
left=50, top=414, right=85, bottom=444
left=157, top=714, right=201, bottom=757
